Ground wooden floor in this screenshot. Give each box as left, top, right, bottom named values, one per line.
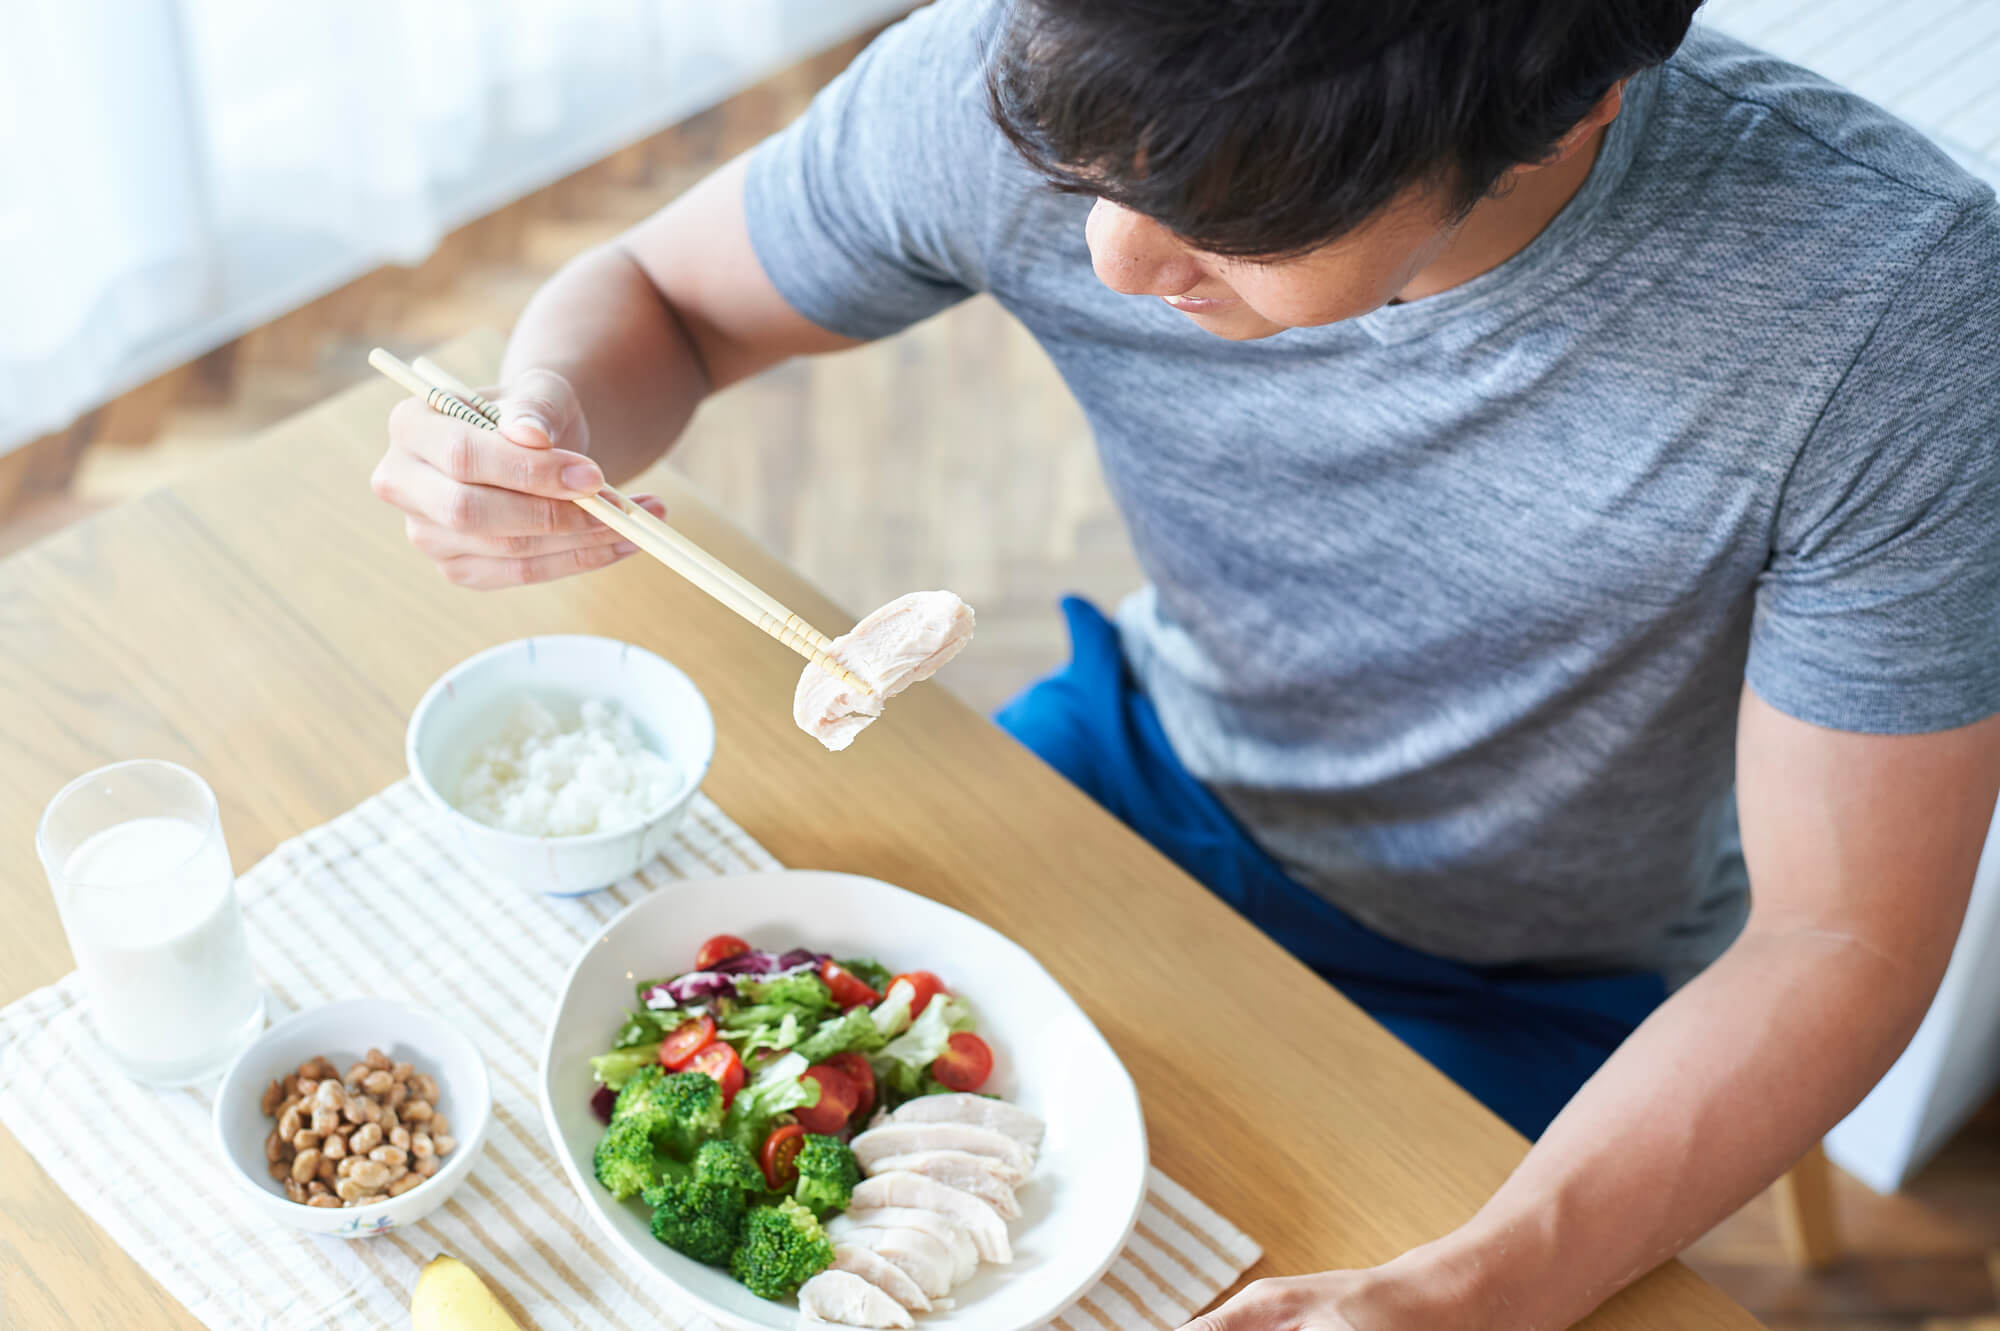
left=6, top=29, right=1998, bottom=1331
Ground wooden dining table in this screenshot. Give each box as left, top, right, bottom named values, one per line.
left=0, top=330, right=1762, bottom=1330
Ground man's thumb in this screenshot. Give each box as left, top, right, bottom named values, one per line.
left=495, top=369, right=582, bottom=450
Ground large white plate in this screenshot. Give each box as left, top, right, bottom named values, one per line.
left=539, top=870, right=1149, bottom=1331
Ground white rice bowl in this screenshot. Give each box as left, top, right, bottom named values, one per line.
left=455, top=697, right=680, bottom=837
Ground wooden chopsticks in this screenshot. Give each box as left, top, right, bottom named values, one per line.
left=368, top=348, right=873, bottom=695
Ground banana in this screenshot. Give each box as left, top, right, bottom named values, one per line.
left=410, top=1254, right=526, bottom=1331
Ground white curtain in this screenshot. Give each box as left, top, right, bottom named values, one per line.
left=0, top=0, right=908, bottom=455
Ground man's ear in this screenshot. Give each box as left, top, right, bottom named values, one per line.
left=1547, top=81, right=1626, bottom=163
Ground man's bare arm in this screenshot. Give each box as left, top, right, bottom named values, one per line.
left=374, top=154, right=858, bottom=586
left=1189, top=689, right=2000, bottom=1330
left=501, top=153, right=861, bottom=483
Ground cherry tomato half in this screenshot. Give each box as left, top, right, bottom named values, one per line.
left=695, top=934, right=751, bottom=971
left=930, top=1031, right=993, bottom=1092
left=819, top=960, right=883, bottom=1010
left=760, top=1123, right=807, bottom=1190
left=659, top=1013, right=717, bottom=1069
left=825, top=1051, right=876, bottom=1122
left=890, top=971, right=947, bottom=1018
left=685, top=1040, right=746, bottom=1108
left=795, top=1063, right=859, bottom=1134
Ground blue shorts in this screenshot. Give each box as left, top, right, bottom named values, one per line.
left=996, top=598, right=1667, bottom=1139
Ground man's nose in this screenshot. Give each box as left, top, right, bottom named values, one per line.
left=1086, top=199, right=1204, bottom=297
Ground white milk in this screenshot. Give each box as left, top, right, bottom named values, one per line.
left=58, top=816, right=264, bottom=1084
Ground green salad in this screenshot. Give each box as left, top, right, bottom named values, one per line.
left=586, top=934, right=997, bottom=1301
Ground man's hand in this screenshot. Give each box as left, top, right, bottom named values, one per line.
left=1185, top=1257, right=1479, bottom=1331
left=371, top=367, right=666, bottom=588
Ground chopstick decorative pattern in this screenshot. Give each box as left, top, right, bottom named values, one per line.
left=369, top=349, right=873, bottom=695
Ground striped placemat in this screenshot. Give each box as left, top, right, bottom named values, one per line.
left=0, top=780, right=1261, bottom=1331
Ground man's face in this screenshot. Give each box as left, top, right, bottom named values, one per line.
left=1083, top=185, right=1465, bottom=341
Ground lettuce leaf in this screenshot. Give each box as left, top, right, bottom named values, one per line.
left=736, top=972, right=834, bottom=1012
left=840, top=958, right=893, bottom=992
left=722, top=1051, right=819, bottom=1152
left=590, top=1043, right=662, bottom=1089
left=793, top=1007, right=888, bottom=1062
left=877, top=994, right=973, bottom=1073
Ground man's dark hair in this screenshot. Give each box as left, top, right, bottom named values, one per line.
left=987, top=0, right=1702, bottom=259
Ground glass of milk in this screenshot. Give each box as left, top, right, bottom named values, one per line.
left=36, top=761, right=265, bottom=1086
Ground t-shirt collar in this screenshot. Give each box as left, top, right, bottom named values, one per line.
left=1341, top=64, right=1662, bottom=347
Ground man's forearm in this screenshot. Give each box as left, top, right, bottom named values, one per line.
left=1402, top=927, right=1940, bottom=1330
left=500, top=242, right=711, bottom=484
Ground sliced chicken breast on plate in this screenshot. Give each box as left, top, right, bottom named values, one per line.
left=823, top=1223, right=956, bottom=1298
left=862, top=1150, right=1022, bottom=1219
left=889, top=1094, right=1045, bottom=1150
left=852, top=1173, right=1012, bottom=1263
left=840, top=1206, right=977, bottom=1284
left=798, top=1269, right=914, bottom=1329
left=852, top=1123, right=1034, bottom=1177
left=833, top=1244, right=932, bottom=1313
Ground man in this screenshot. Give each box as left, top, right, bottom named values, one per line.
left=373, top=0, right=2000, bottom=1325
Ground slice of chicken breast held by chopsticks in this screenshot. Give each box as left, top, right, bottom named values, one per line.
left=795, top=591, right=974, bottom=752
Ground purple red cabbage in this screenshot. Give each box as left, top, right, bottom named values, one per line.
left=711, top=947, right=828, bottom=976
left=590, top=1083, right=618, bottom=1124
left=641, top=949, right=830, bottom=1006
left=648, top=971, right=739, bottom=1005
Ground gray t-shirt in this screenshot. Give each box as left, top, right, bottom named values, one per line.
left=744, top=0, right=2000, bottom=984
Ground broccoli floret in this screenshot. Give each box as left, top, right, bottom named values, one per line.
left=612, top=1064, right=670, bottom=1121
left=594, top=1117, right=666, bottom=1201
left=694, top=1138, right=766, bottom=1193
left=736, top=972, right=834, bottom=1011
left=614, top=1066, right=727, bottom=1160
left=793, top=1134, right=860, bottom=1215
left=654, top=1070, right=728, bottom=1159
left=645, top=1175, right=747, bottom=1265
left=730, top=1197, right=834, bottom=1299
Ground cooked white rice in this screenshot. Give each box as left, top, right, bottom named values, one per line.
left=455, top=697, right=678, bottom=836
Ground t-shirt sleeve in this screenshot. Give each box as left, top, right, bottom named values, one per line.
left=743, top=0, right=1004, bottom=341
left=1747, top=200, right=2000, bottom=734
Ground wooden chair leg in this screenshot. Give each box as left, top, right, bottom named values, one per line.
left=1773, top=1142, right=1841, bottom=1269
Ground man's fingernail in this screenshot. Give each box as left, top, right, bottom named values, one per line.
left=508, top=413, right=550, bottom=438
left=561, top=463, right=603, bottom=492
left=612, top=541, right=637, bottom=556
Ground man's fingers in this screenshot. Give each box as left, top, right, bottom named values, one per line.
left=381, top=460, right=602, bottom=538
left=404, top=514, right=631, bottom=561
left=390, top=394, right=601, bottom=497
left=1179, top=1279, right=1291, bottom=1331
left=437, top=541, right=637, bottom=590
left=491, top=368, right=588, bottom=453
